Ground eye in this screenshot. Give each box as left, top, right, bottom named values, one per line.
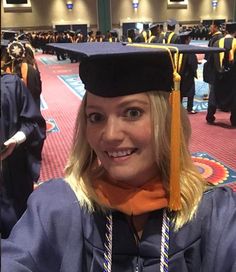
left=125, top=108, right=143, bottom=120
left=87, top=112, right=105, bottom=123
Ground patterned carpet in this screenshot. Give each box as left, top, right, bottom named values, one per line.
left=192, top=152, right=236, bottom=187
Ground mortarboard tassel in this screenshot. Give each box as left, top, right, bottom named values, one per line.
left=169, top=70, right=182, bottom=211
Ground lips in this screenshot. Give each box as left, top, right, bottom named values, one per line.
left=106, top=148, right=137, bottom=158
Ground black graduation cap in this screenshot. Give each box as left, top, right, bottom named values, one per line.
left=211, top=20, right=221, bottom=28
left=178, top=30, right=193, bottom=43
left=225, top=22, right=236, bottom=33
left=48, top=42, right=224, bottom=211
left=48, top=42, right=223, bottom=97
left=109, top=30, right=118, bottom=37
left=179, top=30, right=192, bottom=37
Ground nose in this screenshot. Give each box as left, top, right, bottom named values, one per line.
left=101, top=117, right=124, bottom=143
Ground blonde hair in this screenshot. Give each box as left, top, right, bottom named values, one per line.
left=65, top=91, right=206, bottom=229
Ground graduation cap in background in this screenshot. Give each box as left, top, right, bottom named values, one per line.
left=167, top=19, right=178, bottom=27
left=109, top=30, right=118, bottom=37
left=6, top=40, right=25, bottom=60
left=225, top=22, right=236, bottom=33
left=211, top=20, right=222, bottom=28
left=48, top=42, right=224, bottom=211
left=178, top=30, right=192, bottom=37
left=178, top=30, right=193, bottom=43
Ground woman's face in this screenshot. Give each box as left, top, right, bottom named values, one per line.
left=86, top=92, right=159, bottom=186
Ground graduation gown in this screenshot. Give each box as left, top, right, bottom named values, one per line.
left=1, top=179, right=236, bottom=272
left=179, top=53, right=198, bottom=98
left=213, top=37, right=236, bottom=111
left=1, top=73, right=46, bottom=236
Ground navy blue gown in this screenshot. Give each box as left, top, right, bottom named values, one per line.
left=1, top=73, right=46, bottom=237
left=1, top=179, right=236, bottom=271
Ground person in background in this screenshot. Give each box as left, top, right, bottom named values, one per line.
left=203, top=20, right=223, bottom=107
left=87, top=30, right=95, bottom=42
left=135, top=23, right=151, bottom=43
left=95, top=30, right=104, bottom=42
left=108, top=30, right=119, bottom=42
left=126, top=28, right=136, bottom=43
left=178, top=30, right=198, bottom=114
left=147, top=23, right=161, bottom=43
left=212, top=22, right=236, bottom=127
left=2, top=41, right=42, bottom=110
left=1, top=43, right=235, bottom=271
left=160, top=19, right=181, bottom=44
left=0, top=72, right=46, bottom=238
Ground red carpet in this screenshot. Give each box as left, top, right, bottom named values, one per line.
left=189, top=111, right=236, bottom=170
left=37, top=54, right=81, bottom=181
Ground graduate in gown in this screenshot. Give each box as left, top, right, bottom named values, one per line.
left=213, top=22, right=236, bottom=127
left=178, top=31, right=198, bottom=114
left=1, top=43, right=235, bottom=272
left=2, top=41, right=42, bottom=110
left=1, top=73, right=46, bottom=238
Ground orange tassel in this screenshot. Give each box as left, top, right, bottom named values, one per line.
left=169, top=72, right=182, bottom=211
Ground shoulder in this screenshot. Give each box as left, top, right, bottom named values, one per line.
left=30, top=178, right=79, bottom=208
left=202, top=186, right=235, bottom=202
left=198, top=187, right=236, bottom=270
left=1, top=73, right=20, bottom=84
left=26, top=178, right=84, bottom=222
left=198, top=186, right=236, bottom=222
left=22, top=179, right=85, bottom=235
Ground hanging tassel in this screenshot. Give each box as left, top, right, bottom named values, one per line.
left=169, top=71, right=182, bottom=211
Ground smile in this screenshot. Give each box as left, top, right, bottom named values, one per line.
left=106, top=149, right=137, bottom=158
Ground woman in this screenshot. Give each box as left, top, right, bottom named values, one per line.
left=1, top=43, right=235, bottom=271
left=1, top=73, right=46, bottom=238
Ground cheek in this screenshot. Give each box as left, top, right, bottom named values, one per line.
left=134, top=122, right=153, bottom=146
left=86, top=126, right=99, bottom=150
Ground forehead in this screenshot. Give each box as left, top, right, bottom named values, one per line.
left=86, top=92, right=150, bottom=107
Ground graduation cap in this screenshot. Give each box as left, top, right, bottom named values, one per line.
left=48, top=42, right=223, bottom=211
left=109, top=30, right=118, bottom=37
left=7, top=40, right=25, bottom=60
left=211, top=20, right=222, bottom=28
left=179, top=30, right=192, bottom=37
left=178, top=30, right=192, bottom=42
left=167, top=19, right=177, bottom=27
left=225, top=22, right=236, bottom=33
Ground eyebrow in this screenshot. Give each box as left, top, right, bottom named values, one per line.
left=86, top=99, right=149, bottom=111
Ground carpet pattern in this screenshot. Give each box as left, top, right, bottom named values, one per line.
left=192, top=152, right=236, bottom=187
left=39, top=55, right=71, bottom=65
left=58, top=74, right=85, bottom=99
left=46, top=118, right=59, bottom=133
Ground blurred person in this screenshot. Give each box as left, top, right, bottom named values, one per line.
left=1, top=72, right=46, bottom=238
left=178, top=30, right=198, bottom=114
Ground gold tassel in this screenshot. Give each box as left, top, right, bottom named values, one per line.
left=169, top=71, right=182, bottom=211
